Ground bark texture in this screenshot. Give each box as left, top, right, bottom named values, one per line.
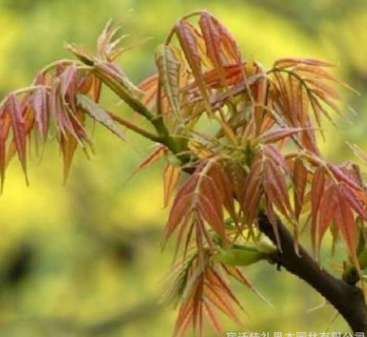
left=258, top=212, right=367, bottom=333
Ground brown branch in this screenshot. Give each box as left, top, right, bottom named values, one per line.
left=258, top=212, right=367, bottom=333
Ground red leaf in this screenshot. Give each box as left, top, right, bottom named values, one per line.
left=223, top=161, right=246, bottom=201
left=198, top=194, right=225, bottom=238
left=6, top=94, right=28, bottom=182
left=140, top=145, right=167, bottom=171
left=263, top=158, right=292, bottom=220
left=199, top=12, right=226, bottom=85
left=335, top=187, right=358, bottom=266
left=60, top=109, right=85, bottom=182
left=307, top=79, right=341, bottom=100
left=300, top=117, right=320, bottom=155
left=60, top=63, right=77, bottom=97
left=208, top=13, right=241, bottom=65
left=263, top=145, right=290, bottom=174
left=310, top=166, right=326, bottom=253
left=164, top=173, right=199, bottom=244
left=175, top=20, right=211, bottom=114
left=274, top=58, right=335, bottom=68
left=207, top=267, right=243, bottom=311
left=260, top=127, right=308, bottom=144
left=164, top=164, right=181, bottom=207
left=165, top=192, right=194, bottom=243
left=293, top=157, right=308, bottom=220
left=264, top=195, right=281, bottom=249
left=50, top=80, right=72, bottom=137
left=242, top=159, right=264, bottom=226
left=317, top=184, right=337, bottom=254
left=31, top=88, right=49, bottom=143
left=340, top=183, right=366, bottom=220
left=209, top=162, right=236, bottom=220
left=0, top=105, right=10, bottom=191
left=203, top=301, right=222, bottom=335
left=329, top=164, right=364, bottom=192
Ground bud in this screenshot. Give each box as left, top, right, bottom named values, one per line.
left=213, top=245, right=267, bottom=267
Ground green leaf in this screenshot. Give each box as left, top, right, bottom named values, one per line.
left=214, top=245, right=267, bottom=266
left=76, top=94, right=126, bottom=140
left=155, top=44, right=181, bottom=117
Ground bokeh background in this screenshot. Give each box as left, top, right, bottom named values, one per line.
left=0, top=0, right=367, bottom=335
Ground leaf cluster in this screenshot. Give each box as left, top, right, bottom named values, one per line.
left=1, top=10, right=367, bottom=337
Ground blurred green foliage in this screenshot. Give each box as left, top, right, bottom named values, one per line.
left=0, top=0, right=367, bottom=335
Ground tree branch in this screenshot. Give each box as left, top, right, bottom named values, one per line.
left=258, top=212, right=367, bottom=333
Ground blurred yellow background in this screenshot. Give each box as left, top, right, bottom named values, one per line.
left=0, top=0, right=367, bottom=335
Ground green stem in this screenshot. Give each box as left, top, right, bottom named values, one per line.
left=92, top=66, right=189, bottom=162
left=107, top=111, right=162, bottom=143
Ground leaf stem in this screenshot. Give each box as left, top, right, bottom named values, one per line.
left=0, top=85, right=51, bottom=110
left=38, top=59, right=83, bottom=76
left=107, top=110, right=162, bottom=143
left=164, top=10, right=203, bottom=45
left=92, top=66, right=188, bottom=161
